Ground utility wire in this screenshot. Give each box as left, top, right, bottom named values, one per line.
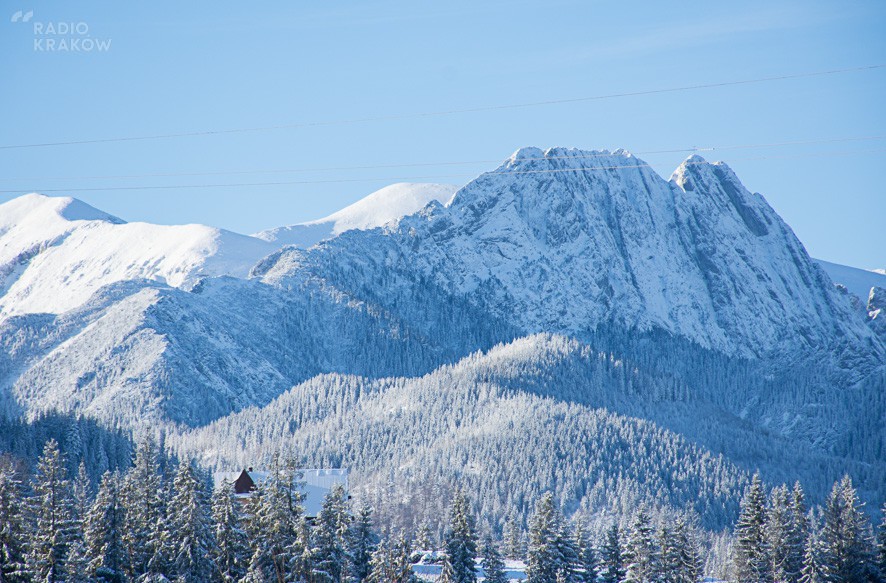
left=4, top=146, right=884, bottom=195
left=4, top=135, right=885, bottom=182
left=1, top=63, right=883, bottom=151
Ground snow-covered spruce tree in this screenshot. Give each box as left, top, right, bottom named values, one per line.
left=671, top=516, right=702, bottom=583
left=416, top=523, right=433, bottom=553
left=528, top=492, right=576, bottom=583
left=168, top=461, right=214, bottom=582
left=441, top=488, right=478, bottom=583
left=555, top=520, right=579, bottom=582
left=574, top=522, right=598, bottom=583
left=0, top=460, right=28, bottom=583
left=210, top=480, right=248, bottom=582
left=72, top=462, right=92, bottom=538
left=786, top=482, right=808, bottom=583
left=624, top=507, right=658, bottom=583
left=766, top=485, right=793, bottom=583
left=312, top=483, right=353, bottom=583
left=481, top=536, right=508, bottom=583
left=120, top=437, right=165, bottom=579
left=350, top=503, right=378, bottom=583
left=878, top=503, right=886, bottom=583
left=245, top=460, right=305, bottom=582
left=733, top=473, right=769, bottom=583
left=368, top=532, right=416, bottom=583
left=64, top=539, right=90, bottom=583
left=25, top=439, right=77, bottom=583
left=820, top=476, right=875, bottom=583
left=66, top=461, right=93, bottom=583
left=504, top=516, right=523, bottom=561
left=289, top=501, right=315, bottom=581
left=600, top=524, right=625, bottom=583
left=248, top=459, right=301, bottom=581
left=658, top=523, right=678, bottom=583
left=84, top=471, right=125, bottom=583
left=800, top=509, right=825, bottom=583
left=145, top=475, right=175, bottom=578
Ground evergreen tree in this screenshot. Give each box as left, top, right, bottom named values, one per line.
left=64, top=540, right=90, bottom=583
left=767, top=485, right=793, bottom=583
left=368, top=532, right=416, bottom=583
left=416, top=523, right=433, bottom=552
left=624, top=507, right=658, bottom=583
left=504, top=516, right=523, bottom=561
left=312, top=483, right=353, bottom=583
left=120, top=437, right=165, bottom=579
left=210, top=480, right=248, bottom=582
left=481, top=536, right=508, bottom=583
left=800, top=511, right=825, bottom=583
left=527, top=493, right=563, bottom=583
left=733, top=473, right=769, bottom=583
left=71, top=462, right=92, bottom=539
left=442, top=489, right=478, bottom=583
left=672, top=516, right=702, bottom=583
left=659, top=523, right=679, bottom=583
left=786, top=483, right=808, bottom=583
left=0, top=460, right=28, bottom=583
left=66, top=462, right=92, bottom=583
left=600, top=524, right=625, bottom=583
left=84, top=471, right=125, bottom=583
left=25, top=439, right=77, bottom=583
left=575, top=523, right=598, bottom=583
left=820, top=476, right=874, bottom=583
left=555, top=521, right=579, bottom=583
left=877, top=504, right=886, bottom=583
left=350, top=503, right=378, bottom=583
left=168, top=461, right=214, bottom=582
left=288, top=514, right=316, bottom=582
left=245, top=461, right=304, bottom=582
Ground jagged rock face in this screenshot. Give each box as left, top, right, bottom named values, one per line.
left=262, top=148, right=881, bottom=363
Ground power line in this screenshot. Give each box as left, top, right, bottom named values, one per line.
left=1, top=63, right=883, bottom=151
left=4, top=146, right=884, bottom=195
left=4, top=134, right=885, bottom=182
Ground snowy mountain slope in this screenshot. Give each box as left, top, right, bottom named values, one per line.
left=815, top=259, right=886, bottom=302
left=0, top=262, right=513, bottom=427
left=255, top=183, right=459, bottom=247
left=0, top=194, right=277, bottom=319
left=169, top=334, right=882, bottom=531
left=259, top=148, right=882, bottom=364
left=172, top=334, right=751, bottom=530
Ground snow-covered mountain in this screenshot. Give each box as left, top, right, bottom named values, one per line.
left=254, top=183, right=458, bottom=247
left=258, top=148, right=881, bottom=364
left=0, top=194, right=276, bottom=319
left=1, top=147, right=884, bottom=525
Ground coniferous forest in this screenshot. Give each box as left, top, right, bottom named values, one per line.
left=1, top=437, right=884, bottom=583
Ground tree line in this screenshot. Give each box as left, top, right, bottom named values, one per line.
left=1, top=438, right=884, bottom=582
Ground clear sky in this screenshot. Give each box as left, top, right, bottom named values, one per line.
left=1, top=0, right=884, bottom=268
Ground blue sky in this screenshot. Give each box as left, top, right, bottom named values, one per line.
left=1, top=0, right=884, bottom=268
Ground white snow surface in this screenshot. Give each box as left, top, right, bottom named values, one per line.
left=254, top=183, right=459, bottom=247
left=815, top=259, right=886, bottom=302
left=0, top=193, right=276, bottom=318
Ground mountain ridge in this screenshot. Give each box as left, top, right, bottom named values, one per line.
left=1, top=147, right=883, bottom=528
